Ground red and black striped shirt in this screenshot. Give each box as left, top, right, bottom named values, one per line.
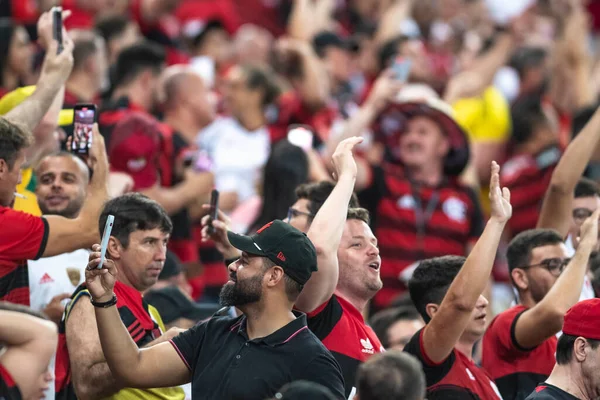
left=0, top=206, right=48, bottom=305
left=500, top=145, right=561, bottom=238
left=0, top=363, right=22, bottom=400
left=482, top=305, right=557, bottom=400
left=359, top=163, right=484, bottom=310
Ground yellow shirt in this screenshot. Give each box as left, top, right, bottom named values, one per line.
left=13, top=168, right=41, bottom=216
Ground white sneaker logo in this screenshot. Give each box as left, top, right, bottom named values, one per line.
left=361, top=338, right=374, bottom=354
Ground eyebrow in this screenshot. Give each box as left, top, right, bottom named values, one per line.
left=351, top=235, right=378, bottom=245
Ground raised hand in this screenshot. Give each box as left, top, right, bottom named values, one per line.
left=489, top=161, right=512, bottom=223
left=365, top=69, right=405, bottom=113
left=200, top=205, right=240, bottom=259
left=85, top=244, right=118, bottom=303
left=87, top=124, right=110, bottom=188
left=38, top=26, right=74, bottom=87
left=578, top=208, right=600, bottom=250
left=331, top=136, right=363, bottom=181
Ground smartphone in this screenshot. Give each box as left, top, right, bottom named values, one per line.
left=71, top=104, right=96, bottom=155
left=207, top=189, right=219, bottom=236
left=98, top=215, right=114, bottom=269
left=52, top=7, right=63, bottom=54
left=392, top=57, right=412, bottom=83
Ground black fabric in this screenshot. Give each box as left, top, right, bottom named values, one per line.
left=525, top=384, right=580, bottom=400
left=170, top=312, right=345, bottom=400
left=497, top=373, right=552, bottom=400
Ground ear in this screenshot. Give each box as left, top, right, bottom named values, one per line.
left=0, top=158, right=8, bottom=175
left=511, top=268, right=529, bottom=292
left=574, top=337, right=588, bottom=362
left=265, top=266, right=285, bottom=289
left=106, top=236, right=122, bottom=260
left=425, top=303, right=439, bottom=321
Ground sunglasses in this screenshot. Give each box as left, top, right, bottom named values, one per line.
left=286, top=207, right=314, bottom=223
left=519, top=258, right=571, bottom=277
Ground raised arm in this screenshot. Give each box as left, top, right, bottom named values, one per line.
left=422, top=162, right=511, bottom=363
left=85, top=246, right=190, bottom=388
left=537, top=107, right=600, bottom=237
left=514, top=210, right=599, bottom=349
left=43, top=125, right=109, bottom=256
left=295, top=137, right=362, bottom=313
left=141, top=170, right=213, bottom=215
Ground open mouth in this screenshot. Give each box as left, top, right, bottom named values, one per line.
left=368, top=262, right=380, bottom=271
left=475, top=314, right=486, bottom=320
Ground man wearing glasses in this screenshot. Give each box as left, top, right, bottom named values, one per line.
left=481, top=210, right=600, bottom=400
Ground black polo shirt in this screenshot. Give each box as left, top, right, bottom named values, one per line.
left=170, top=312, right=345, bottom=400
left=525, top=384, right=580, bottom=399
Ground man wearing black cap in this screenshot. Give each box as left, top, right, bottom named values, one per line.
left=84, top=220, right=345, bottom=400
left=526, top=298, right=600, bottom=400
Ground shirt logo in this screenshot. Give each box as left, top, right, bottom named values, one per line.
left=66, top=267, right=81, bottom=286
left=361, top=338, right=374, bottom=354
left=39, top=273, right=54, bottom=284
left=397, top=194, right=415, bottom=210
left=465, top=367, right=475, bottom=381
left=443, top=197, right=467, bottom=223
left=126, top=158, right=147, bottom=172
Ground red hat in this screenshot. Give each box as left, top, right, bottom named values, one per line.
left=562, top=299, right=600, bottom=340
left=108, top=112, right=162, bottom=191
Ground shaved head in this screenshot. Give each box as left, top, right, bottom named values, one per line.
left=161, top=66, right=206, bottom=110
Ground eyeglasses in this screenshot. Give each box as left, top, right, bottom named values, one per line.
left=519, top=258, right=571, bottom=277
left=286, top=208, right=314, bottom=223
left=573, top=208, right=594, bottom=223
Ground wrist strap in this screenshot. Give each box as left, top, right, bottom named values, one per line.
left=91, top=294, right=117, bottom=308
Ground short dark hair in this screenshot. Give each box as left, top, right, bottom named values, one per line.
left=94, top=15, right=131, bottom=45
left=378, top=35, right=410, bottom=72
left=510, top=97, right=550, bottom=145
left=71, top=30, right=102, bottom=71
left=99, top=193, right=172, bottom=248
left=0, top=117, right=32, bottom=170
left=408, top=256, right=465, bottom=323
left=556, top=334, right=600, bottom=365
left=506, top=229, right=564, bottom=272
left=262, top=257, right=303, bottom=302
left=357, top=350, right=426, bottom=400
left=113, top=41, right=166, bottom=88
left=574, top=178, right=600, bottom=199
left=240, top=64, right=281, bottom=107
left=510, top=47, right=547, bottom=79
left=295, top=181, right=360, bottom=220
left=347, top=207, right=370, bottom=225
left=369, top=306, right=422, bottom=348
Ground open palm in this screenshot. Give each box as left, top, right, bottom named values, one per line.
left=489, top=161, right=512, bottom=223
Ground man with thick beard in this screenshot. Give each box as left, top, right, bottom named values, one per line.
left=85, top=220, right=345, bottom=400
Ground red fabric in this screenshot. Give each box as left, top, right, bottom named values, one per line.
left=0, top=206, right=47, bottom=305
left=563, top=298, right=600, bottom=340
left=233, top=0, right=287, bottom=36
left=0, top=363, right=15, bottom=386
left=63, top=90, right=101, bottom=109
left=174, top=0, right=240, bottom=34
left=114, top=281, right=154, bottom=330
left=61, top=0, right=94, bottom=31
left=11, top=0, right=40, bottom=24
left=168, top=239, right=197, bottom=264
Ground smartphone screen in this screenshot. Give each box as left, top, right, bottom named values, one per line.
left=52, top=7, right=63, bottom=54
left=207, top=189, right=220, bottom=235
left=392, top=57, right=412, bottom=83
left=72, top=104, right=96, bottom=155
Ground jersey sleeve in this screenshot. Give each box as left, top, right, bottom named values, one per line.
left=403, top=328, right=455, bottom=388
left=487, top=306, right=532, bottom=356
left=305, top=296, right=343, bottom=341
left=0, top=208, right=48, bottom=260
left=299, top=353, right=346, bottom=399
left=170, top=320, right=208, bottom=371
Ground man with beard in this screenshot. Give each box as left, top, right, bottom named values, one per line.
left=482, top=210, right=599, bottom=400
left=84, top=219, right=345, bottom=400
left=28, top=152, right=91, bottom=325
left=56, top=194, right=185, bottom=400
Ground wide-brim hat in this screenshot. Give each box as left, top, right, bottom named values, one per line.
left=373, top=84, right=470, bottom=176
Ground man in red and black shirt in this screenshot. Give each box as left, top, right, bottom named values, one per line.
left=334, top=77, right=484, bottom=310
left=98, top=41, right=166, bottom=149
left=526, top=298, right=600, bottom=400
left=403, top=162, right=510, bottom=399
left=0, top=302, right=58, bottom=400
left=482, top=216, right=598, bottom=400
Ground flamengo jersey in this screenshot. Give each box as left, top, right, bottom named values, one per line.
left=404, top=328, right=502, bottom=400
left=0, top=363, right=22, bottom=400
left=0, top=206, right=48, bottom=305
left=482, top=305, right=557, bottom=400
left=306, top=294, right=384, bottom=399
left=358, top=164, right=483, bottom=309
left=525, top=384, right=580, bottom=400
left=500, top=145, right=561, bottom=237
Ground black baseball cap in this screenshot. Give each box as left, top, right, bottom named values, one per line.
left=227, top=220, right=317, bottom=285
left=144, top=286, right=220, bottom=325
left=273, top=381, right=337, bottom=400
left=312, top=31, right=359, bottom=57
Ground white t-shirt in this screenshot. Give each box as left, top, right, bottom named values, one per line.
left=28, top=248, right=89, bottom=400
left=196, top=117, right=270, bottom=203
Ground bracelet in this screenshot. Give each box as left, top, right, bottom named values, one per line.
left=91, top=294, right=117, bottom=308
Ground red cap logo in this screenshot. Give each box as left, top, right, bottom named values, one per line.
left=257, top=221, right=274, bottom=234
left=277, top=252, right=286, bottom=262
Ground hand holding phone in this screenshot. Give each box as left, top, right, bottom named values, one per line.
left=207, top=190, right=220, bottom=236
left=98, top=215, right=114, bottom=270
left=71, top=104, right=96, bottom=155
left=392, top=57, right=412, bottom=83
left=52, top=6, right=63, bottom=54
